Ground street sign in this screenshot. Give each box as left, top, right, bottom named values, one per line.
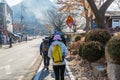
left=67, top=23, right=73, bottom=28
left=66, top=15, right=74, bottom=28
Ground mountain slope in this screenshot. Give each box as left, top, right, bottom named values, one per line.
left=12, top=0, right=54, bottom=26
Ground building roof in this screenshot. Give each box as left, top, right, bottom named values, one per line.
left=106, top=11, right=120, bottom=16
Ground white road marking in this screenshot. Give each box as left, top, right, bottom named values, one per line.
left=5, top=65, right=11, bottom=74
left=18, top=58, right=38, bottom=80
left=30, top=58, right=37, bottom=67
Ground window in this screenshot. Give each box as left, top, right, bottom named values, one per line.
left=112, top=19, right=120, bottom=27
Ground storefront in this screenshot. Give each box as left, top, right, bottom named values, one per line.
left=106, top=11, right=120, bottom=28
left=0, top=29, right=9, bottom=44
left=0, top=2, right=13, bottom=44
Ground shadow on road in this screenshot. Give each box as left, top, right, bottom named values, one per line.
left=51, top=70, right=55, bottom=79
left=38, top=69, right=50, bottom=80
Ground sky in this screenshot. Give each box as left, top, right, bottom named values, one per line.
left=5, top=0, right=23, bottom=6
left=5, top=0, right=119, bottom=10
left=6, top=0, right=54, bottom=6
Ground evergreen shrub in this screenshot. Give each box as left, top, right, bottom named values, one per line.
left=85, top=29, right=111, bottom=45
left=79, top=42, right=85, bottom=57
left=70, top=41, right=81, bottom=55
left=82, top=41, right=104, bottom=62
left=107, top=35, right=120, bottom=64
left=75, top=35, right=81, bottom=42
left=77, top=33, right=86, bottom=37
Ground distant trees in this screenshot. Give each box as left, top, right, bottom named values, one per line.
left=40, top=6, right=66, bottom=32
left=46, top=9, right=66, bottom=31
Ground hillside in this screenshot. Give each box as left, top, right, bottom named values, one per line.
left=11, top=0, right=54, bottom=30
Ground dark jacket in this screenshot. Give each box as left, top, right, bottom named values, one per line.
left=40, top=39, right=49, bottom=55
left=61, top=35, right=66, bottom=45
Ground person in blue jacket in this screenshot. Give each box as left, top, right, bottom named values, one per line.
left=48, top=35, right=68, bottom=80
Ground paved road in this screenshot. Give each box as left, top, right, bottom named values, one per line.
left=0, top=37, right=75, bottom=80
left=0, top=38, right=42, bottom=80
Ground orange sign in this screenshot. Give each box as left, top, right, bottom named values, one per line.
left=66, top=15, right=74, bottom=28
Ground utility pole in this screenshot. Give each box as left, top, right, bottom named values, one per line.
left=20, top=2, right=25, bottom=33
left=20, top=2, right=27, bottom=41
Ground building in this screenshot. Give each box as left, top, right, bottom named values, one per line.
left=13, top=22, right=20, bottom=33
left=106, top=11, right=120, bottom=28
left=0, top=1, right=13, bottom=44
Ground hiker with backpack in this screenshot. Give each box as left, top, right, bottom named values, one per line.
left=48, top=35, right=68, bottom=80
left=40, top=38, right=50, bottom=70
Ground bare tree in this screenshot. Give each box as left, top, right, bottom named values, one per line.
left=45, top=8, right=66, bottom=32
left=87, top=0, right=114, bottom=29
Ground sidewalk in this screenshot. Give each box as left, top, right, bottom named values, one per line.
left=1, top=41, right=27, bottom=49
left=0, top=38, right=37, bottom=49
left=34, top=59, right=73, bottom=80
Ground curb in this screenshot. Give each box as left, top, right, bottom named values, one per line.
left=33, top=60, right=44, bottom=80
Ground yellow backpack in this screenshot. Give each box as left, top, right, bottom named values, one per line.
left=52, top=44, right=64, bottom=64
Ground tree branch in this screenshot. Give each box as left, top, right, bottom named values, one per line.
left=86, top=0, right=99, bottom=18
left=99, top=0, right=114, bottom=14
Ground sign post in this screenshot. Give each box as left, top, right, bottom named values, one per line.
left=66, top=15, right=74, bottom=28
left=66, top=15, right=74, bottom=42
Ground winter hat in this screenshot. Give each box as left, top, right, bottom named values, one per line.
left=53, top=35, right=62, bottom=40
